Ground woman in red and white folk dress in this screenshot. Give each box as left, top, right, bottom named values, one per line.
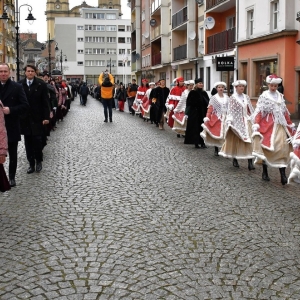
left=219, top=80, right=255, bottom=171
left=201, top=81, right=229, bottom=156
left=252, top=75, right=295, bottom=185
left=288, top=123, right=300, bottom=184
left=140, top=82, right=155, bottom=121
left=132, top=79, right=148, bottom=116
left=165, top=77, right=186, bottom=129
left=172, top=80, right=194, bottom=137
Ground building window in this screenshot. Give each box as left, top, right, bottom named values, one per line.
left=78, top=49, right=83, bottom=54
left=199, top=67, right=204, bottom=80
left=106, top=13, right=116, bottom=20
left=160, top=72, right=166, bottom=80
left=206, top=67, right=211, bottom=91
left=127, top=61, right=131, bottom=67
left=90, top=37, right=105, bottom=43
left=107, top=60, right=116, bottom=66
left=107, top=49, right=117, bottom=54
left=127, top=37, right=131, bottom=43
left=93, top=48, right=105, bottom=54
left=118, top=25, right=125, bottom=32
left=107, top=37, right=116, bottom=43
left=85, top=13, right=104, bottom=19
left=183, top=69, right=192, bottom=81
left=127, top=49, right=131, bottom=55
left=247, top=9, right=254, bottom=38
left=85, top=25, right=93, bottom=31
left=119, top=49, right=125, bottom=54
left=85, top=60, right=106, bottom=66
left=126, top=25, right=131, bottom=31
left=255, top=59, right=278, bottom=97
left=93, top=25, right=105, bottom=31
left=271, top=0, right=279, bottom=31
left=77, top=38, right=83, bottom=42
left=77, top=61, right=83, bottom=65
left=227, top=15, right=236, bottom=29
left=85, top=48, right=92, bottom=54
left=77, top=26, right=84, bottom=30
left=118, top=37, right=125, bottom=43
left=106, top=25, right=117, bottom=31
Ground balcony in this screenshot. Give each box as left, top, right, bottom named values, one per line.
left=131, top=61, right=136, bottom=71
left=173, top=44, right=187, bottom=61
left=131, top=0, right=136, bottom=11
left=151, top=24, right=161, bottom=40
left=172, top=7, right=187, bottom=29
left=151, top=0, right=161, bottom=14
left=131, top=21, right=136, bottom=31
left=152, top=53, right=161, bottom=65
left=206, top=0, right=235, bottom=12
left=207, top=27, right=235, bottom=54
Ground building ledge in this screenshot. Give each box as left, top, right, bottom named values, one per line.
left=235, top=30, right=298, bottom=46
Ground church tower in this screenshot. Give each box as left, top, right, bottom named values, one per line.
left=98, top=0, right=122, bottom=15
left=45, top=0, right=70, bottom=39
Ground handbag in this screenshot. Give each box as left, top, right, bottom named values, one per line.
left=0, top=164, right=10, bottom=193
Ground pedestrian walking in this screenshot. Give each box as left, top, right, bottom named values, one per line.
left=201, top=81, right=229, bottom=156
left=99, top=72, right=114, bottom=122
left=115, top=84, right=127, bottom=112
left=0, top=63, right=29, bottom=187
left=218, top=80, right=255, bottom=170
left=19, top=65, right=50, bottom=174
left=252, top=75, right=295, bottom=185
left=79, top=82, right=89, bottom=106
left=127, top=79, right=138, bottom=115
left=140, top=82, right=156, bottom=121
left=184, top=78, right=209, bottom=148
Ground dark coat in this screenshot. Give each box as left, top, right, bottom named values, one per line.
left=184, top=88, right=209, bottom=145
left=116, top=88, right=127, bottom=101
left=19, top=77, right=50, bottom=136
left=151, top=86, right=170, bottom=123
left=0, top=79, right=29, bottom=143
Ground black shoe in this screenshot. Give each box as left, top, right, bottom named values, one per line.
left=200, top=144, right=207, bottom=149
left=110, top=119, right=112, bottom=123
left=233, top=158, right=239, bottom=168
left=9, top=179, right=16, bottom=187
left=195, top=144, right=200, bottom=149
left=279, top=168, right=287, bottom=185
left=36, top=162, right=42, bottom=172
left=177, top=134, right=180, bottom=138
left=214, top=147, right=219, bottom=156
left=262, top=164, right=270, bottom=181
left=104, top=119, right=108, bottom=123
left=27, top=165, right=35, bottom=174
left=248, top=159, right=255, bottom=171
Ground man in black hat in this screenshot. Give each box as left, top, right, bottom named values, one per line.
left=184, top=78, right=209, bottom=148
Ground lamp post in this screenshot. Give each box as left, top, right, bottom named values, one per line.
left=57, top=50, right=67, bottom=74
left=107, top=58, right=113, bottom=74
left=0, top=0, right=36, bottom=81
left=41, top=33, right=59, bottom=75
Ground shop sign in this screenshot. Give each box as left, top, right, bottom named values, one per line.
left=216, top=57, right=234, bottom=71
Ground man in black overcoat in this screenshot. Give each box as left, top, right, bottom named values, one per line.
left=151, top=78, right=170, bottom=128
left=19, top=65, right=50, bottom=173
left=0, top=63, right=29, bottom=187
left=184, top=78, right=209, bottom=148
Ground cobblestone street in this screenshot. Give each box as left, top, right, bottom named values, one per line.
left=1, top=96, right=300, bottom=300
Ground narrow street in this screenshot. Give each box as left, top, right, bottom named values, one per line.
left=0, top=96, right=300, bottom=300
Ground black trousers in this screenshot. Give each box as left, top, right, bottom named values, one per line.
left=102, top=99, right=113, bottom=121
left=8, top=141, right=18, bottom=180
left=24, top=135, right=43, bottom=166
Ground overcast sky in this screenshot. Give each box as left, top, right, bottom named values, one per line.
left=18, top=0, right=131, bottom=42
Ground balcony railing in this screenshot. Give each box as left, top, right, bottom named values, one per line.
left=207, top=27, right=235, bottom=54
left=152, top=53, right=161, bottom=65
left=206, top=0, right=227, bottom=10
left=172, top=7, right=187, bottom=29
left=173, top=44, right=187, bottom=61
left=151, top=24, right=161, bottom=40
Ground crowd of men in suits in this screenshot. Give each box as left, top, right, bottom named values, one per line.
left=0, top=63, right=74, bottom=188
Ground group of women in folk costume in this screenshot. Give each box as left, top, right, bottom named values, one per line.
left=201, top=75, right=297, bottom=186
left=132, top=79, right=148, bottom=116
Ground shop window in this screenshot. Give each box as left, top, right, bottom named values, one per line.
left=255, top=59, right=278, bottom=97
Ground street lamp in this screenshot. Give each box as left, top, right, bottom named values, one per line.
left=0, top=0, right=36, bottom=81
left=56, top=50, right=67, bottom=74
left=107, top=58, right=114, bottom=74
left=41, top=33, right=59, bottom=75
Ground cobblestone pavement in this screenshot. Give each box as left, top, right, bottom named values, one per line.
left=1, top=96, right=300, bottom=300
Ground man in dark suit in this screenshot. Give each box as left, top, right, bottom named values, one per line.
left=19, top=65, right=50, bottom=173
left=0, top=63, right=29, bottom=187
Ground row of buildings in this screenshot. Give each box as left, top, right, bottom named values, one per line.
left=129, top=0, right=300, bottom=117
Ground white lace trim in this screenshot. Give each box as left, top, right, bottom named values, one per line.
left=209, top=94, right=229, bottom=120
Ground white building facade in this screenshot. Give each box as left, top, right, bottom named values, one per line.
left=54, top=8, right=132, bottom=84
